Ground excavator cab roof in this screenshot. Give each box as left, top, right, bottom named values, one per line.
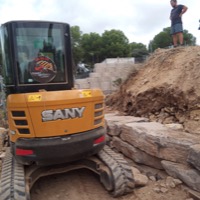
left=0, top=20, right=74, bottom=94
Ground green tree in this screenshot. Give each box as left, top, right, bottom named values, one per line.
left=148, top=27, right=172, bottom=51
left=81, top=32, right=102, bottom=65
left=148, top=27, right=196, bottom=51
left=183, top=30, right=196, bottom=45
left=70, top=26, right=84, bottom=66
left=101, top=30, right=130, bottom=60
left=129, top=42, right=148, bottom=59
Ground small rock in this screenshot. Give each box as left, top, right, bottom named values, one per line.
left=131, top=167, right=149, bottom=187
left=135, top=173, right=149, bottom=187
left=160, top=187, right=168, bottom=193
left=170, top=181, right=176, bottom=188
left=164, top=123, right=184, bottom=131
left=131, top=167, right=141, bottom=175
left=149, top=176, right=156, bottom=181
left=153, top=187, right=160, bottom=193
left=173, top=178, right=182, bottom=186
left=155, top=170, right=168, bottom=180
left=0, top=152, right=5, bottom=159
left=166, top=176, right=176, bottom=188
left=160, top=183, right=166, bottom=188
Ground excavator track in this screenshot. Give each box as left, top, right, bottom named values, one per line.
left=98, top=145, right=135, bottom=197
left=0, top=148, right=29, bottom=200
left=0, top=146, right=134, bottom=199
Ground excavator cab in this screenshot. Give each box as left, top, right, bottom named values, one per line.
left=1, top=21, right=73, bottom=93
left=0, top=21, right=106, bottom=165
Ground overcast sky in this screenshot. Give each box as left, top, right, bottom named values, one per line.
left=0, top=0, right=199, bottom=46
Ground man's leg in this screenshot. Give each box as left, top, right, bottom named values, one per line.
left=174, top=23, right=184, bottom=45
left=172, top=34, right=178, bottom=47
left=177, top=32, right=184, bottom=45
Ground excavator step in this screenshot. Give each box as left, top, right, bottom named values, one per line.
left=0, top=146, right=135, bottom=199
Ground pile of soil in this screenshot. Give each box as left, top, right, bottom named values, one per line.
left=106, top=46, right=200, bottom=134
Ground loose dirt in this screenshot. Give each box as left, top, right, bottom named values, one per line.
left=106, top=46, right=200, bottom=135
left=30, top=168, right=189, bottom=200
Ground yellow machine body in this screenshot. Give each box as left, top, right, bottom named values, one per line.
left=7, top=89, right=104, bottom=143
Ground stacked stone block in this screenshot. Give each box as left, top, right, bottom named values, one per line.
left=75, top=58, right=136, bottom=94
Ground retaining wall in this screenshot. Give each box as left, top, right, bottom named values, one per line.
left=75, top=58, right=137, bottom=94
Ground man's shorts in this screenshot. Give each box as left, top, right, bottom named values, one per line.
left=170, top=23, right=183, bottom=35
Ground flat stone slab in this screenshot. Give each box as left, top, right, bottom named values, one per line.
left=187, top=144, right=200, bottom=172
left=162, top=160, right=200, bottom=192
left=112, top=136, right=163, bottom=169
left=120, top=122, right=200, bottom=164
left=105, top=114, right=149, bottom=136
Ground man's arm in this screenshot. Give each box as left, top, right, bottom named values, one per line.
left=180, top=5, right=188, bottom=17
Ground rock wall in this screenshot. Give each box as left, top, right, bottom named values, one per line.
left=105, top=112, right=200, bottom=193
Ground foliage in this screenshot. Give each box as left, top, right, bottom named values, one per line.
left=81, top=32, right=102, bottom=65
left=101, top=30, right=130, bottom=59
left=148, top=27, right=196, bottom=51
left=113, top=78, right=122, bottom=87
left=70, top=27, right=134, bottom=66
left=70, top=26, right=84, bottom=66
left=129, top=42, right=148, bottom=58
left=183, top=30, right=196, bottom=46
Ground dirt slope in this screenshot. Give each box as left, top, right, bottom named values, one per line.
left=107, top=46, right=200, bottom=134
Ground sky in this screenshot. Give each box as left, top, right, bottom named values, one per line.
left=0, top=0, right=199, bottom=46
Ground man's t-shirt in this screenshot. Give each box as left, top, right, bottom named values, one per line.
left=170, top=5, right=183, bottom=25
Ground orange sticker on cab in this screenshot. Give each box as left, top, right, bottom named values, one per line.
left=81, top=90, right=92, bottom=97
left=28, top=94, right=42, bottom=102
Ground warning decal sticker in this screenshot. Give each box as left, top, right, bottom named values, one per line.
left=29, top=55, right=57, bottom=83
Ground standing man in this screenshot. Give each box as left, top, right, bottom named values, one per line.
left=170, top=0, right=188, bottom=47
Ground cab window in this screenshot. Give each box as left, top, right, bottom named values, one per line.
left=16, top=25, right=66, bottom=84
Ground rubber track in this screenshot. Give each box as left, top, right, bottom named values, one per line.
left=0, top=148, right=29, bottom=200
left=98, top=145, right=135, bottom=197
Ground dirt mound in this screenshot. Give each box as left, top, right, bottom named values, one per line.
left=106, top=46, right=200, bottom=134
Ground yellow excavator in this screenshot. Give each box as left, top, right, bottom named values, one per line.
left=0, top=20, right=134, bottom=199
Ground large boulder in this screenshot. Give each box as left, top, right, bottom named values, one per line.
left=105, top=114, right=149, bottom=136
left=111, top=136, right=163, bottom=169
left=162, top=160, right=200, bottom=192
left=120, top=122, right=200, bottom=164
left=187, top=144, right=200, bottom=172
